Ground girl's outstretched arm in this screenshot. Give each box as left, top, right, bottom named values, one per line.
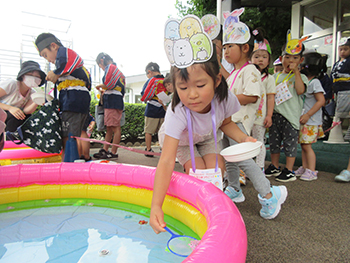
left=220, top=117, right=257, bottom=143
left=150, top=135, right=179, bottom=234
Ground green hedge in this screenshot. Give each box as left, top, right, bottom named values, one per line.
left=89, top=94, right=146, bottom=142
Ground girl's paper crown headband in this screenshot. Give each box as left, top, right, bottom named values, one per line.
left=252, top=29, right=271, bottom=54
left=223, top=8, right=252, bottom=45
left=282, top=29, right=311, bottom=55
left=164, top=15, right=213, bottom=69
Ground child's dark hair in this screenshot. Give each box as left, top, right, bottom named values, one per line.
left=251, top=27, right=271, bottom=75
left=300, top=52, right=327, bottom=78
left=145, top=62, right=160, bottom=73
left=170, top=50, right=228, bottom=112
left=163, top=73, right=172, bottom=86
left=35, top=33, right=63, bottom=53
left=96, top=52, right=114, bottom=66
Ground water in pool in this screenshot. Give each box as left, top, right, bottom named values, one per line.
left=0, top=206, right=184, bottom=262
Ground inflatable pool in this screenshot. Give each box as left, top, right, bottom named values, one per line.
left=0, top=162, right=247, bottom=262
left=0, top=141, right=62, bottom=165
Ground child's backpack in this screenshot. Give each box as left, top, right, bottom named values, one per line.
left=141, top=77, right=167, bottom=102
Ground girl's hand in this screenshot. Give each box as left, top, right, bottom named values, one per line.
left=150, top=206, right=167, bottom=234
left=9, top=106, right=25, bottom=120
left=243, top=136, right=257, bottom=143
left=300, top=113, right=310, bottom=124
left=263, top=116, right=273, bottom=128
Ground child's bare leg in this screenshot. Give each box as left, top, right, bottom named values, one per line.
left=301, top=143, right=316, bottom=171
left=285, top=156, right=296, bottom=171
left=301, top=144, right=308, bottom=168
left=184, top=157, right=206, bottom=174
left=104, top=126, right=112, bottom=152
left=270, top=152, right=280, bottom=168
left=111, top=126, right=121, bottom=154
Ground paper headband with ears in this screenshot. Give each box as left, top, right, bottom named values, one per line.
left=222, top=8, right=251, bottom=45
left=164, top=15, right=213, bottom=69
left=283, top=30, right=311, bottom=55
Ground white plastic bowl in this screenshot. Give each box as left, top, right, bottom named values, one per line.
left=31, top=92, right=54, bottom=105
left=220, top=141, right=263, bottom=162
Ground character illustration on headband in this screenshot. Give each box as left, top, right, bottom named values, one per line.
left=223, top=8, right=250, bottom=45
left=164, top=15, right=213, bottom=68
left=201, top=14, right=220, bottom=40
left=164, top=20, right=180, bottom=40
left=284, top=29, right=311, bottom=55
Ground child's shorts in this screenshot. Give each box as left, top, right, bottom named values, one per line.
left=61, top=112, right=88, bottom=138
left=144, top=116, right=164, bottom=134
left=104, top=109, right=123, bottom=127
left=176, top=138, right=219, bottom=166
left=298, top=124, right=324, bottom=144
left=269, top=112, right=298, bottom=157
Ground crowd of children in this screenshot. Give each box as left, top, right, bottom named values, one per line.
left=1, top=8, right=347, bottom=230
left=149, top=9, right=350, bottom=233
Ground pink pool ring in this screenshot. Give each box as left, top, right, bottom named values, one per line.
left=0, top=162, right=247, bottom=262
left=0, top=141, right=62, bottom=165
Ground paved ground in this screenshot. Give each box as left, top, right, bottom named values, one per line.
left=90, top=145, right=350, bottom=263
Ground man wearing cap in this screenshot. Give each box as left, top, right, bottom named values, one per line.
left=0, top=60, right=46, bottom=132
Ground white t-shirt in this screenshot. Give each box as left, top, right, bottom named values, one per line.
left=303, top=78, right=325, bottom=126
left=226, top=64, right=262, bottom=134
left=0, top=79, right=34, bottom=109
left=159, top=91, right=241, bottom=147
left=254, top=74, right=276, bottom=126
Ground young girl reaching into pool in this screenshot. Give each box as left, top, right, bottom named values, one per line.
left=151, top=15, right=258, bottom=234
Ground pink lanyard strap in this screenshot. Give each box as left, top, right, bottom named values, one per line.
left=186, top=100, right=218, bottom=173
left=261, top=73, right=267, bottom=82
left=229, top=61, right=250, bottom=91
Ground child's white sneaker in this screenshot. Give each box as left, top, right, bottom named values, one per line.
left=300, top=169, right=318, bottom=181
left=294, top=166, right=305, bottom=177
left=335, top=170, right=350, bottom=182
left=258, top=185, right=288, bottom=219
left=224, top=186, right=245, bottom=203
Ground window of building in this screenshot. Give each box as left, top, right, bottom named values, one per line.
left=135, top=95, right=142, bottom=104
left=341, top=1, right=350, bottom=24
left=302, top=0, right=334, bottom=35
left=124, top=88, right=132, bottom=103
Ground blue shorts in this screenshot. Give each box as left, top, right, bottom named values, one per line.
left=269, top=112, right=298, bottom=157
